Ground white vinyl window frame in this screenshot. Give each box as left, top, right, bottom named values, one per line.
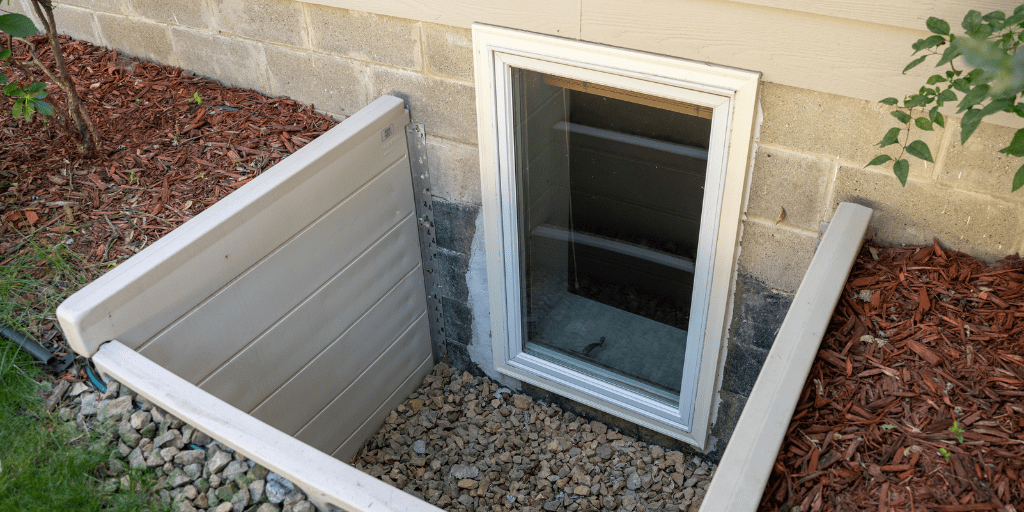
left=472, top=24, right=760, bottom=449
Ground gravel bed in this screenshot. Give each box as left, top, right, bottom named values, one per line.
left=48, top=362, right=715, bottom=512
left=350, top=364, right=716, bottom=512
left=52, top=379, right=316, bottom=512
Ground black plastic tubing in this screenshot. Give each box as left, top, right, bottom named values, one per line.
left=0, top=324, right=56, bottom=366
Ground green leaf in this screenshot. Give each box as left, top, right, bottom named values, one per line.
left=961, top=108, right=986, bottom=143
left=962, top=10, right=983, bottom=32
left=915, top=117, right=934, bottom=131
left=981, top=98, right=1014, bottom=116
left=25, top=81, right=46, bottom=94
left=928, top=17, right=951, bottom=35
left=893, top=159, right=910, bottom=186
left=0, top=13, right=39, bottom=38
left=0, top=72, right=6, bottom=85
left=878, top=127, right=902, bottom=148
left=983, top=10, right=1006, bottom=24
left=891, top=110, right=911, bottom=124
left=929, top=106, right=946, bottom=127
left=967, top=23, right=994, bottom=40
left=0, top=47, right=11, bottom=60
left=1000, top=128, right=1024, bottom=157
left=23, top=100, right=34, bottom=122
left=950, top=78, right=970, bottom=93
left=937, top=89, right=959, bottom=103
left=905, top=94, right=929, bottom=108
left=957, top=84, right=991, bottom=112
left=937, top=45, right=963, bottom=67
left=32, top=99, right=53, bottom=116
left=879, top=97, right=899, bottom=106
left=2, top=82, right=20, bottom=95
left=906, top=140, right=934, bottom=162
left=904, top=55, right=928, bottom=73
left=1013, top=163, right=1024, bottom=192
left=11, top=99, right=23, bottom=119
left=913, top=35, right=947, bottom=53
left=866, top=155, right=893, bottom=167
left=926, top=74, right=947, bottom=85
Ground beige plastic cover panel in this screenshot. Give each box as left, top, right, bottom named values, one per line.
left=57, top=95, right=433, bottom=461
left=699, top=202, right=872, bottom=512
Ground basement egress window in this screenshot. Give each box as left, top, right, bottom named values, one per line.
left=473, top=25, right=760, bottom=448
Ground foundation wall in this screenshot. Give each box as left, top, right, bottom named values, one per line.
left=19, top=0, right=1024, bottom=457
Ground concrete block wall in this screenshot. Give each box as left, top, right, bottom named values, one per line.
left=712, top=81, right=1024, bottom=455
left=23, top=0, right=1024, bottom=457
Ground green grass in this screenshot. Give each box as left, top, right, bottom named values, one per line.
left=0, top=237, right=169, bottom=511
left=0, top=341, right=170, bottom=512
left=0, top=236, right=94, bottom=337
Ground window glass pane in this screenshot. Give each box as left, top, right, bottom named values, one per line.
left=513, top=67, right=712, bottom=404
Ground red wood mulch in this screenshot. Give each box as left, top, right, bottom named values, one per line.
left=1, top=35, right=337, bottom=344
left=761, top=240, right=1024, bottom=512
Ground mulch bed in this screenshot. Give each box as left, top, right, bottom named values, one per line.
left=1, top=35, right=337, bottom=341
left=761, top=241, right=1024, bottom=512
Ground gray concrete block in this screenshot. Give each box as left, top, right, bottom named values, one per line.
left=209, top=0, right=306, bottom=48
left=127, top=0, right=212, bottom=29
left=446, top=341, right=485, bottom=378
left=433, top=199, right=479, bottom=256
left=169, top=27, right=268, bottom=92
left=719, top=343, right=767, bottom=398
left=306, top=4, right=421, bottom=70
left=7, top=0, right=32, bottom=16
left=427, top=136, right=481, bottom=205
left=736, top=221, right=817, bottom=293
left=423, top=23, right=472, bottom=82
left=437, top=247, right=470, bottom=304
left=759, top=82, right=943, bottom=176
left=54, top=0, right=128, bottom=14
left=710, top=390, right=746, bottom=449
left=938, top=119, right=1024, bottom=198
left=442, top=296, right=473, bottom=347
left=746, top=147, right=831, bottom=231
left=52, top=4, right=97, bottom=43
left=95, top=12, right=173, bottom=65
left=831, top=164, right=1024, bottom=262
left=727, top=273, right=793, bottom=352
left=370, top=67, right=477, bottom=145
left=264, top=45, right=368, bottom=118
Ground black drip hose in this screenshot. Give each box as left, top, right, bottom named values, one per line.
left=0, top=323, right=57, bottom=366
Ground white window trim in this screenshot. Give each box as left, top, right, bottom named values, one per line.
left=472, top=23, right=760, bottom=449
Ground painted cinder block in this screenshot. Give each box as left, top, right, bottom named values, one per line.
left=426, top=136, right=482, bottom=205
left=94, top=12, right=173, bottom=66
left=759, top=82, right=944, bottom=174
left=831, top=164, right=1024, bottom=262
left=938, top=119, right=1024, bottom=199
left=370, top=66, right=477, bottom=145
left=306, top=4, right=421, bottom=71
left=423, top=23, right=473, bottom=82
left=745, top=147, right=831, bottom=231
left=209, top=0, right=306, bottom=48
left=54, top=0, right=128, bottom=15
left=52, top=4, right=98, bottom=43
left=264, top=45, right=369, bottom=118
left=127, top=0, right=213, bottom=29
left=169, top=27, right=268, bottom=93
left=735, top=220, right=817, bottom=293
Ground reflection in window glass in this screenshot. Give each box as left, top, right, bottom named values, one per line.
left=513, top=68, right=712, bottom=404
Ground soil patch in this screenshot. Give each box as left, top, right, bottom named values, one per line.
left=761, top=241, right=1024, bottom=511
left=1, top=35, right=337, bottom=346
